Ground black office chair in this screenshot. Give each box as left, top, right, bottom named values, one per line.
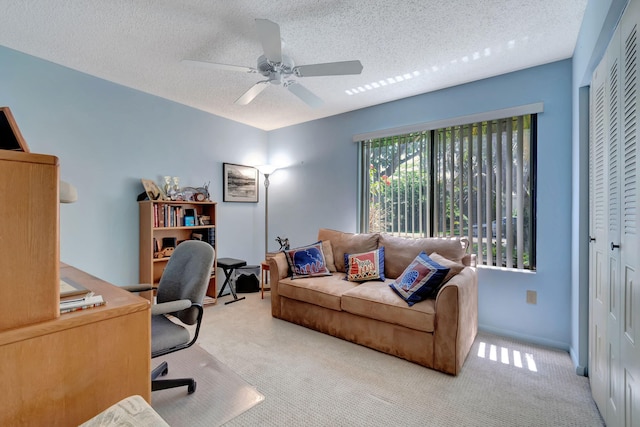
left=127, top=240, right=214, bottom=394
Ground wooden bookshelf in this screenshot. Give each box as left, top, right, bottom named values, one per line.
left=139, top=200, right=217, bottom=300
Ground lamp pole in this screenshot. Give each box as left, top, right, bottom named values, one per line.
left=263, top=172, right=271, bottom=255
left=258, top=165, right=277, bottom=256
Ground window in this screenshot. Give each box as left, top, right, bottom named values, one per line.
left=358, top=114, right=536, bottom=270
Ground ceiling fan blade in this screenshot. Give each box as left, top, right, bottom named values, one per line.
left=235, top=81, right=270, bottom=105
left=182, top=59, right=257, bottom=73
left=255, top=19, right=282, bottom=63
left=294, top=60, right=363, bottom=77
left=287, top=83, right=324, bottom=108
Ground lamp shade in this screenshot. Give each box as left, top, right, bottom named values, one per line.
left=257, top=164, right=278, bottom=175
left=60, top=180, right=78, bottom=203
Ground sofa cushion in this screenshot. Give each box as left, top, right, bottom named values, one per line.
left=379, top=234, right=467, bottom=279
left=344, top=247, right=385, bottom=282
left=341, top=281, right=436, bottom=333
left=389, top=252, right=449, bottom=306
left=284, top=241, right=332, bottom=279
left=278, top=273, right=354, bottom=311
left=318, top=229, right=379, bottom=273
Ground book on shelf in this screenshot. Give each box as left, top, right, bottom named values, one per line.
left=60, top=294, right=105, bottom=314
left=206, top=228, right=215, bottom=247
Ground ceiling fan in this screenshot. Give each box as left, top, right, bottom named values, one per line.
left=182, top=19, right=363, bottom=107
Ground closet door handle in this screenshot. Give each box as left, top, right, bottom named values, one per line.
left=611, top=242, right=620, bottom=250
left=589, top=236, right=596, bottom=242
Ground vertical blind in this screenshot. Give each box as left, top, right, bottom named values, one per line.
left=359, top=114, right=536, bottom=270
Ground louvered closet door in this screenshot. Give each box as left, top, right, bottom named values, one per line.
left=607, top=26, right=623, bottom=427
left=619, top=2, right=640, bottom=424
left=589, top=48, right=611, bottom=421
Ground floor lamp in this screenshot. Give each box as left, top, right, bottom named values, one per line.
left=258, top=165, right=277, bottom=255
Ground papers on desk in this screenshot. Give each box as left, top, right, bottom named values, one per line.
left=60, top=293, right=105, bottom=314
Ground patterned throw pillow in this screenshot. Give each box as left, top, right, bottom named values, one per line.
left=389, top=252, right=450, bottom=306
left=284, top=241, right=332, bottom=279
left=344, top=247, right=385, bottom=282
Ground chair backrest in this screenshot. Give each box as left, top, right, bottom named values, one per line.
left=156, top=240, right=215, bottom=325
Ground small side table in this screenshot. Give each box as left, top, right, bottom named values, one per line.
left=217, top=257, right=247, bottom=305
left=261, top=261, right=270, bottom=299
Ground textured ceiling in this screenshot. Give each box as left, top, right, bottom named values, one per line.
left=0, top=1, right=588, bottom=131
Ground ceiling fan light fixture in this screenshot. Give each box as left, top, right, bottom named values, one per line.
left=183, top=18, right=363, bottom=107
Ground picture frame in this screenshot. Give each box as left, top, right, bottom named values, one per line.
left=141, top=178, right=165, bottom=201
left=0, top=107, right=30, bottom=152
left=223, top=163, right=259, bottom=203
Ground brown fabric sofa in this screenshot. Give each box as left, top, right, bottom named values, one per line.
left=268, top=228, right=478, bottom=375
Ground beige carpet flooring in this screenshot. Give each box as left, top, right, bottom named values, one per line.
left=186, top=292, right=604, bottom=426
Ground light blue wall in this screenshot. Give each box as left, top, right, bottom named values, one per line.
left=570, top=0, right=628, bottom=375
left=268, top=60, right=574, bottom=349
left=0, top=45, right=269, bottom=287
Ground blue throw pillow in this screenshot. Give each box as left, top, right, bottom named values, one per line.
left=284, top=241, right=332, bottom=279
left=343, top=247, right=385, bottom=282
left=389, top=252, right=450, bottom=306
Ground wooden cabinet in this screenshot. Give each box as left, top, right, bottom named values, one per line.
left=139, top=200, right=217, bottom=299
left=0, top=150, right=60, bottom=330
left=0, top=264, right=151, bottom=426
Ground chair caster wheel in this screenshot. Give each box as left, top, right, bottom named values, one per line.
left=188, top=381, right=197, bottom=394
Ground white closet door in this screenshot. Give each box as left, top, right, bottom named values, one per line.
left=590, top=48, right=611, bottom=420
left=607, top=26, right=623, bottom=427
left=620, top=1, right=640, bottom=424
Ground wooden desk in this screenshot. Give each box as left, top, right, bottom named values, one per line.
left=0, top=264, right=151, bottom=426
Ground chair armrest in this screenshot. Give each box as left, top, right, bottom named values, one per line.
left=121, top=284, right=157, bottom=293
left=151, top=299, right=192, bottom=316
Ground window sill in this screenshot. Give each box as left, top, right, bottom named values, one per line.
left=476, top=264, right=536, bottom=274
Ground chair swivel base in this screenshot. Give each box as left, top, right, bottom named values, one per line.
left=151, top=360, right=197, bottom=394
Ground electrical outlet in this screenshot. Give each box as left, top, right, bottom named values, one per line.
left=526, top=290, right=537, bottom=305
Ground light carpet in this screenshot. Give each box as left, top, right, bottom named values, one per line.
left=190, top=292, right=605, bottom=426
left=150, top=344, right=264, bottom=426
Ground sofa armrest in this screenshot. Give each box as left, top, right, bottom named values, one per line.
left=460, top=253, right=476, bottom=267
left=268, top=252, right=289, bottom=318
left=433, top=266, right=478, bottom=375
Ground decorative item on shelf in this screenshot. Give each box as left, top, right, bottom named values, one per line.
left=181, top=183, right=211, bottom=202
left=141, top=179, right=165, bottom=200
left=161, top=247, right=174, bottom=257
left=276, top=236, right=290, bottom=251
left=162, top=237, right=177, bottom=248
left=163, top=176, right=171, bottom=196
left=199, top=215, right=211, bottom=225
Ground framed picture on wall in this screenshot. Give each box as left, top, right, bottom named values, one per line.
left=223, top=163, right=259, bottom=203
